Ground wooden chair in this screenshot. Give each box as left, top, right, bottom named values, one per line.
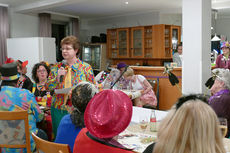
left=0, top=110, right=31, bottom=153
left=32, top=132, right=71, bottom=153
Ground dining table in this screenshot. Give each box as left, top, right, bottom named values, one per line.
left=118, top=106, right=230, bottom=153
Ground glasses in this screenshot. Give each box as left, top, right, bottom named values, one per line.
left=60, top=47, right=74, bottom=51
left=176, top=94, right=208, bottom=110
left=37, top=70, right=47, bottom=73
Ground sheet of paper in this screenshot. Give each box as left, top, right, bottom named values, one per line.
left=54, top=87, right=72, bottom=94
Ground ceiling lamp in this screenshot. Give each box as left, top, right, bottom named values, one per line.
left=211, top=34, right=221, bottom=41
left=211, top=10, right=221, bottom=41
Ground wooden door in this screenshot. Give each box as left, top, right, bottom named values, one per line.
left=144, top=26, right=153, bottom=58
left=170, top=25, right=181, bottom=55
left=107, top=29, right=118, bottom=58
left=131, top=27, right=144, bottom=58
left=152, top=24, right=165, bottom=58
left=117, top=28, right=129, bottom=58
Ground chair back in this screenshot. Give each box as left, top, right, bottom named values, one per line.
left=0, top=110, right=31, bottom=153
left=32, top=132, right=71, bottom=153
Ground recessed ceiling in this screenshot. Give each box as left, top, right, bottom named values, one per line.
left=1, top=0, right=230, bottom=19
left=45, top=0, right=182, bottom=18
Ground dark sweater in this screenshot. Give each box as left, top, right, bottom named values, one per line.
left=209, top=91, right=230, bottom=138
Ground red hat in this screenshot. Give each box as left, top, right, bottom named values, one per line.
left=84, top=89, right=133, bottom=138
left=17, top=60, right=28, bottom=68
left=5, top=57, right=15, bottom=64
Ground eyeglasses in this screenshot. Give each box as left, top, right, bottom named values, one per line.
left=60, top=47, right=74, bottom=51
left=37, top=70, right=47, bottom=73
left=176, top=94, right=209, bottom=110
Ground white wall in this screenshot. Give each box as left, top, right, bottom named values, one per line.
left=8, top=10, right=183, bottom=43
left=159, top=13, right=182, bottom=26
left=9, top=10, right=39, bottom=38
left=7, top=37, right=56, bottom=78
left=216, top=17, right=230, bottom=40
left=80, top=11, right=160, bottom=42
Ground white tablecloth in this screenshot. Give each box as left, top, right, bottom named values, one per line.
left=131, top=106, right=168, bottom=123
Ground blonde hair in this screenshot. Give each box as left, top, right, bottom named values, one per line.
left=153, top=100, right=225, bottom=153
left=123, top=67, right=134, bottom=77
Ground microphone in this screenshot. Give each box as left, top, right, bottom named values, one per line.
left=60, top=60, right=66, bottom=83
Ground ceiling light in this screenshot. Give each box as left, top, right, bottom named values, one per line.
left=211, top=34, right=221, bottom=41
left=211, top=10, right=221, bottom=41
left=125, top=1, right=129, bottom=4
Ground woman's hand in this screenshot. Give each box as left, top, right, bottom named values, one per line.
left=57, top=67, right=67, bottom=82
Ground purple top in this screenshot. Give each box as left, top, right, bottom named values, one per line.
left=209, top=89, right=230, bottom=138
left=215, top=54, right=230, bottom=69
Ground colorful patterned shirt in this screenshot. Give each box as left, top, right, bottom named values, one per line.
left=0, top=86, right=44, bottom=153
left=47, top=58, right=95, bottom=110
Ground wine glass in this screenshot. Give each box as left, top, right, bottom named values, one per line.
left=219, top=117, right=228, bottom=137
left=139, top=116, right=148, bottom=132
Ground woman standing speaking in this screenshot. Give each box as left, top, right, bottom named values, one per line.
left=46, top=36, right=95, bottom=139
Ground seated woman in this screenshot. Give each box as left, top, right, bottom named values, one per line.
left=55, top=82, right=98, bottom=152
left=32, top=62, right=53, bottom=107
left=16, top=60, right=33, bottom=92
left=209, top=68, right=230, bottom=138
left=143, top=94, right=226, bottom=153
left=73, top=89, right=135, bottom=153
left=123, top=67, right=157, bottom=107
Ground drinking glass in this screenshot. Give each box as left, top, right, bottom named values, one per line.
left=139, top=116, right=148, bottom=132
left=219, top=117, right=228, bottom=137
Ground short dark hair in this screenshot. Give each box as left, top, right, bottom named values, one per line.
left=32, top=63, right=50, bottom=83
left=177, top=42, right=183, bottom=49
left=70, top=82, right=98, bottom=128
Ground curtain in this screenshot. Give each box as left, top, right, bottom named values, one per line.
left=70, top=18, right=79, bottom=38
left=39, top=13, right=51, bottom=37
left=0, top=6, right=9, bottom=65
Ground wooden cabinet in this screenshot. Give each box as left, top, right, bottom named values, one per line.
left=153, top=24, right=181, bottom=58
left=130, top=26, right=154, bottom=58
left=107, top=24, right=181, bottom=66
left=107, top=28, right=129, bottom=58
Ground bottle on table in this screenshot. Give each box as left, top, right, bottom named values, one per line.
left=150, top=110, right=157, bottom=132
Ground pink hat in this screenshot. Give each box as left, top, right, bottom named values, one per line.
left=84, top=89, right=133, bottom=138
